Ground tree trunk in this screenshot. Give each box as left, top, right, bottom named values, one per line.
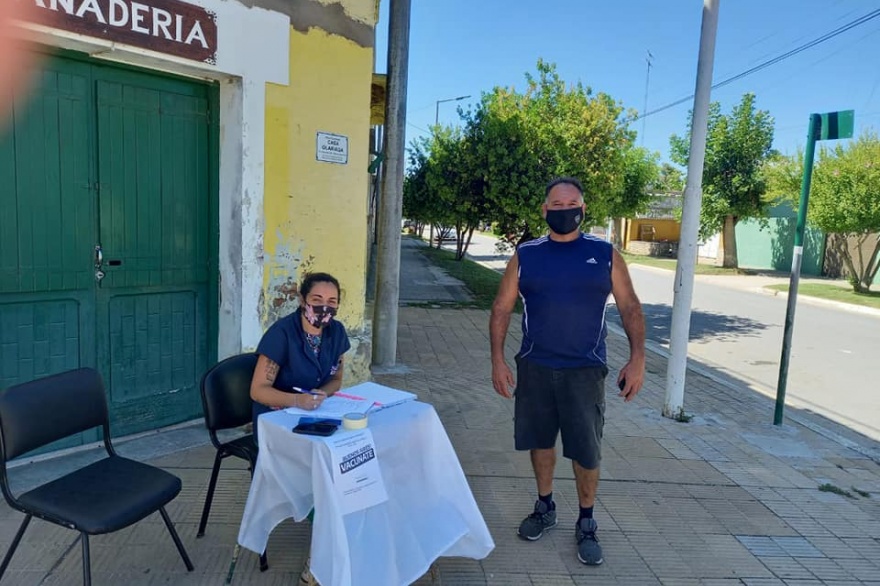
left=835, top=233, right=862, bottom=292
left=461, top=226, right=476, bottom=260
left=455, top=222, right=465, bottom=260
left=721, top=215, right=738, bottom=269
left=864, top=234, right=880, bottom=291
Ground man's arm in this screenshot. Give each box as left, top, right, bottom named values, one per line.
left=490, top=252, right=520, bottom=398
left=610, top=248, right=646, bottom=401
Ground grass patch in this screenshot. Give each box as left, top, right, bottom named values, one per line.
left=417, top=244, right=521, bottom=311
left=620, top=252, right=754, bottom=276
left=852, top=487, right=871, bottom=498
left=766, top=283, right=880, bottom=310
left=818, top=483, right=854, bottom=498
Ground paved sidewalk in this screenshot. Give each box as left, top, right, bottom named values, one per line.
left=1, top=242, right=879, bottom=585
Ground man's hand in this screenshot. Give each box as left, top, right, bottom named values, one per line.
left=617, top=357, right=645, bottom=402
left=492, top=360, right=515, bottom=399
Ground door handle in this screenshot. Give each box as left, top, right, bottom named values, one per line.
left=94, top=245, right=105, bottom=283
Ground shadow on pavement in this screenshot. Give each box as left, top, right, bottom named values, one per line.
left=608, top=302, right=772, bottom=345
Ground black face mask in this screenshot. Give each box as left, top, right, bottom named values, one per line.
left=545, top=208, right=583, bottom=235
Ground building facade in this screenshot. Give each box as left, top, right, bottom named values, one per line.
left=1, top=0, right=378, bottom=445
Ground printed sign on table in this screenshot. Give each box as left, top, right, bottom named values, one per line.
left=326, top=429, right=388, bottom=515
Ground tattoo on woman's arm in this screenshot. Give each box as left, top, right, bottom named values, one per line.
left=264, top=359, right=279, bottom=383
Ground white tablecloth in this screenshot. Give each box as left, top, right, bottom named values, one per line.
left=237, top=401, right=495, bottom=586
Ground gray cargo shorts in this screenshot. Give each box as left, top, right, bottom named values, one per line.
left=513, top=355, right=607, bottom=470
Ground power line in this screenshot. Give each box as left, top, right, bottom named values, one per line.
left=635, top=8, right=880, bottom=121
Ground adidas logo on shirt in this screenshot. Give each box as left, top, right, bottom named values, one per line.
left=586, top=258, right=598, bottom=264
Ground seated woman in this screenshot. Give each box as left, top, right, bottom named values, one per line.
left=250, top=272, right=351, bottom=431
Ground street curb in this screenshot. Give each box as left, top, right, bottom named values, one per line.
left=628, top=261, right=880, bottom=318
left=760, top=286, right=880, bottom=318
left=607, top=321, right=880, bottom=464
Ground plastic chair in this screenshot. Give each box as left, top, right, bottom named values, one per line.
left=0, top=368, right=194, bottom=585
left=197, top=352, right=268, bottom=572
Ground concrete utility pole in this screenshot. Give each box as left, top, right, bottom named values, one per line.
left=372, top=0, right=411, bottom=368
left=663, top=0, right=720, bottom=419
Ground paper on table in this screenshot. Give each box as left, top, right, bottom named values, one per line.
left=284, top=394, right=372, bottom=418
left=337, top=382, right=417, bottom=410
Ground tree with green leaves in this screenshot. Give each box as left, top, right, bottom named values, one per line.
left=403, top=125, right=490, bottom=259
left=653, top=162, right=685, bottom=193
left=811, top=132, right=880, bottom=292
left=464, top=60, right=649, bottom=245
left=670, top=93, right=775, bottom=268
left=403, top=137, right=447, bottom=242
left=424, top=126, right=489, bottom=259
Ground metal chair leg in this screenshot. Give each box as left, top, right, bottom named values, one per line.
left=81, top=533, right=91, bottom=586
left=0, top=514, right=31, bottom=579
left=198, top=450, right=224, bottom=537
left=159, top=507, right=194, bottom=571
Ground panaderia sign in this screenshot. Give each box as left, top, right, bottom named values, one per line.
left=28, top=0, right=218, bottom=64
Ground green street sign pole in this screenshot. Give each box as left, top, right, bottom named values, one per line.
left=774, top=110, right=854, bottom=426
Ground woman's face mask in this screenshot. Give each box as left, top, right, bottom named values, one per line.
left=304, top=303, right=337, bottom=328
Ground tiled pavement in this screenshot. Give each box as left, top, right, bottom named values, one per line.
left=2, top=252, right=880, bottom=584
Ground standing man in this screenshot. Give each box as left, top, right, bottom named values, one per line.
left=490, top=177, right=645, bottom=566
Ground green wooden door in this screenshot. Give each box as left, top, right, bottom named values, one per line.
left=93, top=66, right=212, bottom=437
left=1, top=54, right=216, bottom=442
left=0, top=58, right=100, bottom=447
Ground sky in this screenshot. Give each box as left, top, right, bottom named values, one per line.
left=374, top=0, right=880, bottom=164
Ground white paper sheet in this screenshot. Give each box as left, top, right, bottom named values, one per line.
left=337, top=382, right=417, bottom=410
left=284, top=394, right=372, bottom=418
left=325, top=429, right=388, bottom=515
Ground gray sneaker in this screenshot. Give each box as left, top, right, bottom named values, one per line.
left=517, top=499, right=557, bottom=541
left=576, top=518, right=603, bottom=565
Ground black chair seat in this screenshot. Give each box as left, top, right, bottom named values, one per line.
left=0, top=368, right=193, bottom=585
left=223, top=434, right=257, bottom=463
left=18, top=456, right=181, bottom=534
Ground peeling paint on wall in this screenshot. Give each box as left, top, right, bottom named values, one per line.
left=260, top=24, right=373, bottom=383
left=345, top=323, right=373, bottom=384
left=263, top=236, right=317, bottom=326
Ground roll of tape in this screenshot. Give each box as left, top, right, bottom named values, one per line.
left=343, top=412, right=368, bottom=430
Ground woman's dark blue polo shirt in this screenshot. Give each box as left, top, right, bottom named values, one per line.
left=252, top=308, right=351, bottom=428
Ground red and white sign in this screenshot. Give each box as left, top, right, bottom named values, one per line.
left=28, top=0, right=218, bottom=64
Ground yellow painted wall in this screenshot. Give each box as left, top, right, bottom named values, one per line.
left=625, top=219, right=681, bottom=247
left=262, top=25, right=374, bottom=383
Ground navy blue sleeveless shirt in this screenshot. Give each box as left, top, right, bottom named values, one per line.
left=516, top=233, right=613, bottom=369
